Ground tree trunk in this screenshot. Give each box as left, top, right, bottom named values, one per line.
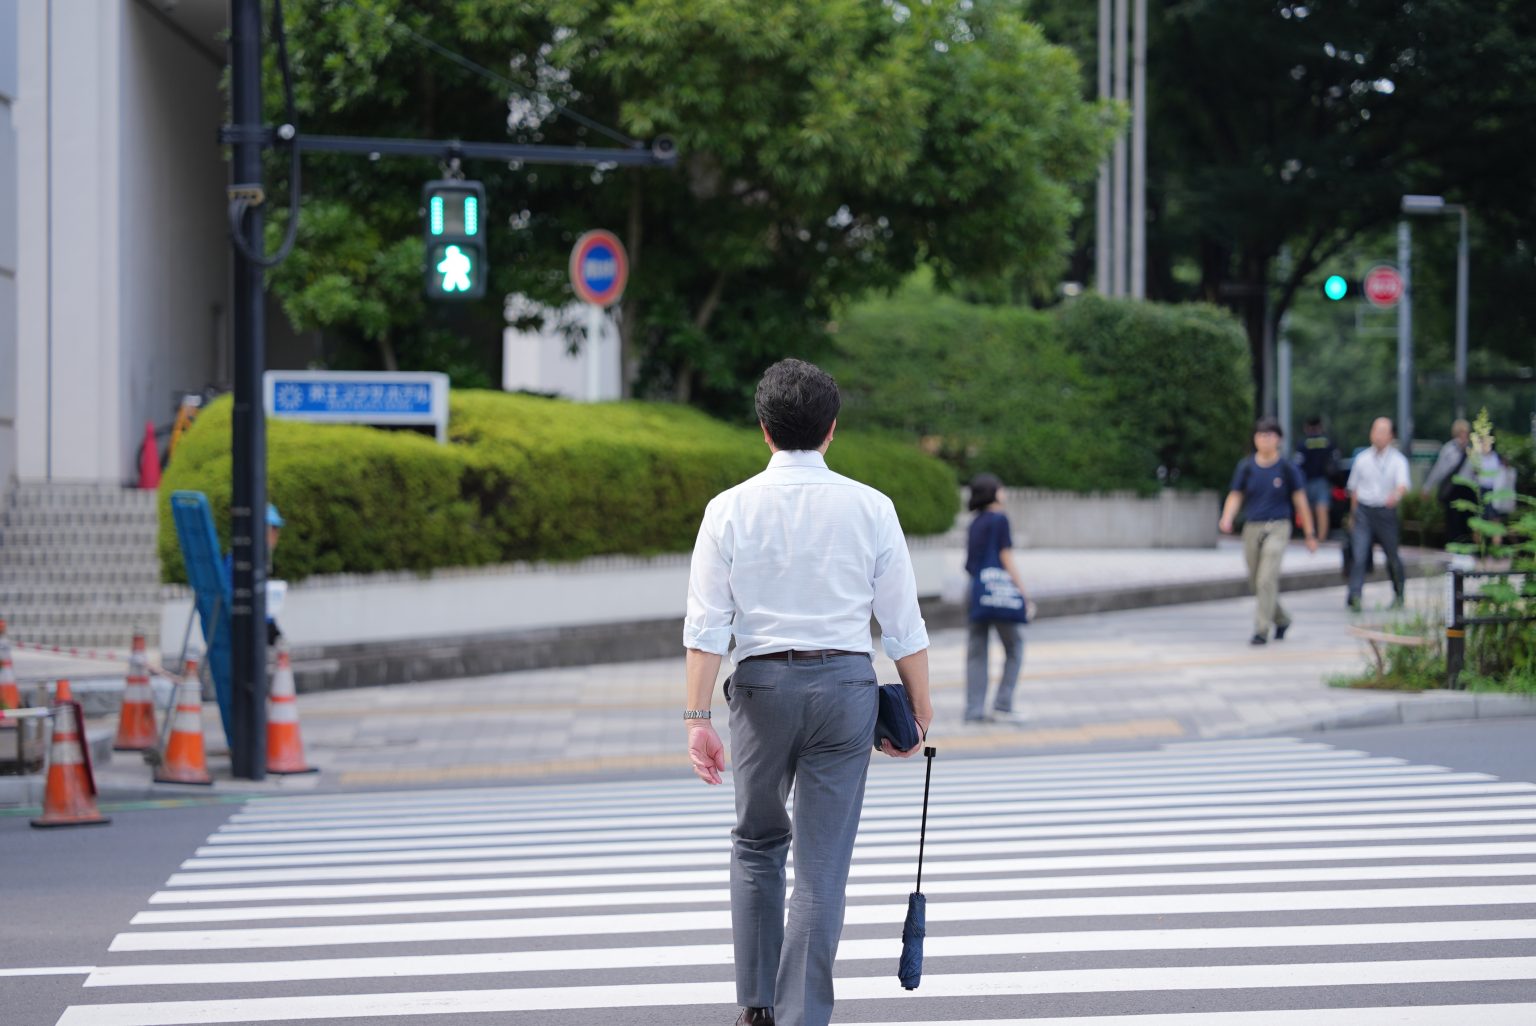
left=377, top=331, right=399, bottom=372
left=619, top=178, right=644, bottom=397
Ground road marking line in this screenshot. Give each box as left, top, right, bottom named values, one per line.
left=129, top=862, right=1536, bottom=924
left=163, top=839, right=1536, bottom=888
left=0, top=965, right=94, bottom=977
left=56, top=960, right=1536, bottom=1023
left=109, top=885, right=1536, bottom=950
left=85, top=920, right=1536, bottom=987
left=179, top=817, right=1536, bottom=872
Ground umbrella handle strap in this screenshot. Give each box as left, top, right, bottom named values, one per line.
left=916, top=745, right=935, bottom=893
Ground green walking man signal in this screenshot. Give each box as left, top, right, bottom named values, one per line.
left=423, top=180, right=486, bottom=299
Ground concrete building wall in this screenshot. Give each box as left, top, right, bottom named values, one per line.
left=11, top=0, right=227, bottom=486
left=0, top=0, right=17, bottom=492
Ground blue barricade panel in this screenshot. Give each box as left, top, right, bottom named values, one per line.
left=169, top=491, right=233, bottom=741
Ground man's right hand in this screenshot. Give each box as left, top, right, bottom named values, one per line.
left=687, top=722, right=726, bottom=785
left=1218, top=516, right=1235, bottom=534
left=881, top=706, right=932, bottom=759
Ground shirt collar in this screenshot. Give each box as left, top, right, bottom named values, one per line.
left=768, top=449, right=828, bottom=470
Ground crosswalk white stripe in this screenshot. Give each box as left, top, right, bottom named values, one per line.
left=213, top=770, right=1497, bottom=835
left=86, top=919, right=1536, bottom=987
left=141, top=841, right=1536, bottom=903
left=223, top=757, right=1428, bottom=823
left=109, top=885, right=1536, bottom=951
left=182, top=808, right=1536, bottom=868
left=129, top=862, right=1536, bottom=924
left=192, top=795, right=1536, bottom=857
left=232, top=741, right=1342, bottom=810
left=205, top=780, right=1534, bottom=845
left=164, top=840, right=1536, bottom=888
left=56, top=959, right=1536, bottom=1024
left=849, top=1011, right=1536, bottom=1026
left=179, top=810, right=1536, bottom=872
left=172, top=822, right=1536, bottom=879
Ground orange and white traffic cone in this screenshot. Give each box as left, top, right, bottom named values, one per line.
left=113, top=632, right=157, bottom=751
left=0, top=623, right=19, bottom=710
left=154, top=658, right=211, bottom=785
left=31, top=698, right=110, bottom=828
left=267, top=647, right=315, bottom=775
left=54, top=679, right=73, bottom=703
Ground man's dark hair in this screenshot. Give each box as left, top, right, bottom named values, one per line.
left=755, top=359, right=841, bottom=451
left=1304, top=415, right=1324, bottom=430
left=967, top=473, right=1002, bottom=512
left=1254, top=416, right=1284, bottom=437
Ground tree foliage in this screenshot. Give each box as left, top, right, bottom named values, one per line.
left=262, top=0, right=1114, bottom=414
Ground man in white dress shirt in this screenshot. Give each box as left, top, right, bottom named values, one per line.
left=1346, top=416, right=1411, bottom=610
left=683, top=359, right=933, bottom=1026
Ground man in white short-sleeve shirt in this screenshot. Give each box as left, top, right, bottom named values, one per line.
left=683, top=359, right=932, bottom=1026
left=1346, top=416, right=1410, bottom=610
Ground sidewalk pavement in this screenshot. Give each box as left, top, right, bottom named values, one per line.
left=3, top=539, right=1526, bottom=804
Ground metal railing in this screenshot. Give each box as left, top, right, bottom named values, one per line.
left=1445, top=568, right=1535, bottom=689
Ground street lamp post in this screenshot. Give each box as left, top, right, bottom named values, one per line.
left=1401, top=194, right=1471, bottom=420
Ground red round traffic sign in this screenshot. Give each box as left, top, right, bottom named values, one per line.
left=1364, top=265, right=1403, bottom=309
left=569, top=230, right=629, bottom=307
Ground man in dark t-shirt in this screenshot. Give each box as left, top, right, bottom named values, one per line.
left=1219, top=417, right=1319, bottom=645
left=1295, top=416, right=1338, bottom=541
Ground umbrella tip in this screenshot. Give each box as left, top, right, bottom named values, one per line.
left=924, top=746, right=936, bottom=758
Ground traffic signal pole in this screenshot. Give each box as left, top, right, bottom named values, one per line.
left=229, top=0, right=269, bottom=780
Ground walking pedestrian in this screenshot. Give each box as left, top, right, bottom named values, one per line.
left=1295, top=415, right=1338, bottom=542
left=1346, top=417, right=1410, bottom=611
left=1422, top=419, right=1474, bottom=546
left=682, top=358, right=932, bottom=1026
left=1219, top=417, right=1319, bottom=645
left=963, top=473, right=1028, bottom=723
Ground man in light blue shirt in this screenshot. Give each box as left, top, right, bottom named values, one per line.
left=683, top=359, right=932, bottom=1026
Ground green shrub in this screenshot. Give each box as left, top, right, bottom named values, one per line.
left=159, top=391, right=956, bottom=583
left=826, top=278, right=1253, bottom=493
left=1056, top=295, right=1252, bottom=491
left=826, top=279, right=1142, bottom=491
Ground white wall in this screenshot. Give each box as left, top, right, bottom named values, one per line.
left=501, top=299, right=622, bottom=401
left=0, top=0, right=17, bottom=492
left=11, top=0, right=227, bottom=485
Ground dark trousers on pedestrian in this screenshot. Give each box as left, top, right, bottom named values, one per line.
left=726, top=652, right=878, bottom=1026
left=965, top=619, right=1022, bottom=719
left=1348, top=504, right=1405, bottom=602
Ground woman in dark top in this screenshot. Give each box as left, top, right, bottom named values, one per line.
left=964, top=474, right=1030, bottom=724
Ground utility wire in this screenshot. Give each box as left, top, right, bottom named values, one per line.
left=338, top=0, right=642, bottom=149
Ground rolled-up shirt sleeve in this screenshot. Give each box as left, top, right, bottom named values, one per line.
left=683, top=502, right=735, bottom=654
left=872, top=502, right=929, bottom=661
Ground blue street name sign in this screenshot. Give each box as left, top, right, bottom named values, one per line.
left=263, top=371, right=451, bottom=442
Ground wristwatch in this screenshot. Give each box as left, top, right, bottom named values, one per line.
left=683, top=709, right=712, bottom=721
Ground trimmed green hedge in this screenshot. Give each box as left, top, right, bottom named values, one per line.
left=158, top=391, right=957, bottom=583
left=826, top=279, right=1252, bottom=493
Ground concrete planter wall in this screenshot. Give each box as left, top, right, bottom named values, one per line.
left=987, top=488, right=1220, bottom=549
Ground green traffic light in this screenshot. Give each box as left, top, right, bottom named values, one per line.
left=436, top=245, right=474, bottom=293
left=1323, top=274, right=1348, bottom=301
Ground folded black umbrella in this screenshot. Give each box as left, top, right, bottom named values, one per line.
left=899, top=745, right=936, bottom=990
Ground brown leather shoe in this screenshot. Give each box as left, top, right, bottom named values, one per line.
left=735, top=1009, right=774, bottom=1026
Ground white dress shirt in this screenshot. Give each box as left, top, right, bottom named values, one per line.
left=684, top=449, right=930, bottom=666
left=1347, top=445, right=1411, bottom=507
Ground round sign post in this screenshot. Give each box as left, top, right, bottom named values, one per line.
left=1364, top=264, right=1403, bottom=309
left=569, top=231, right=630, bottom=401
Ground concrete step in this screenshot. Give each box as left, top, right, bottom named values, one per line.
left=1, top=507, right=159, bottom=529
left=0, top=584, right=173, bottom=607
left=0, top=565, right=167, bottom=588
left=0, top=626, right=146, bottom=649
left=0, top=527, right=159, bottom=548
left=4, top=606, right=161, bottom=631
left=0, top=547, right=162, bottom=570
left=9, top=483, right=158, bottom=511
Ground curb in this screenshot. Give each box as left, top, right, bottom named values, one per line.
left=1230, top=688, right=1536, bottom=738
left=285, top=553, right=1444, bottom=692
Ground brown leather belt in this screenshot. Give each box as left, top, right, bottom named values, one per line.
left=742, top=649, right=863, bottom=663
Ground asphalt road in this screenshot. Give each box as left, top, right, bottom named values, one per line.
left=2, top=721, right=1533, bottom=1025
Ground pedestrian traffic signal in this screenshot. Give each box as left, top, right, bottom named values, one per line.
left=422, top=180, right=486, bottom=300
left=1321, top=274, right=1358, bottom=302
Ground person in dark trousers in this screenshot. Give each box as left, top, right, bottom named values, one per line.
left=1295, top=415, right=1338, bottom=542
left=1422, top=418, right=1474, bottom=546
left=963, top=473, right=1028, bottom=723
left=1346, top=417, right=1410, bottom=611
left=1220, top=417, right=1318, bottom=645
left=682, top=359, right=932, bottom=1026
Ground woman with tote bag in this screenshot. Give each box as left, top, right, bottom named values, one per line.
left=964, top=474, right=1031, bottom=724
